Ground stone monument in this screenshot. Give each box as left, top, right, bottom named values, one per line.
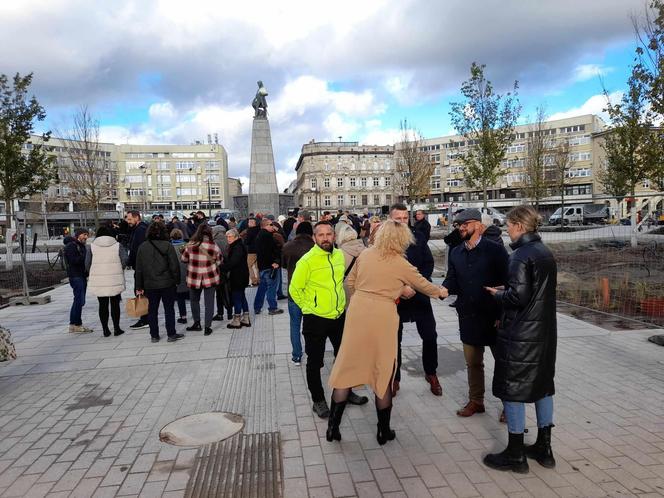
left=247, top=81, right=280, bottom=216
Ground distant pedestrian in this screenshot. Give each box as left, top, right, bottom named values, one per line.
left=86, top=226, right=127, bottom=337
left=134, top=222, right=184, bottom=343
left=221, top=229, right=251, bottom=328
left=125, top=210, right=149, bottom=330
left=243, top=218, right=260, bottom=285
left=212, top=225, right=232, bottom=321
left=253, top=218, right=283, bottom=315
left=483, top=205, right=558, bottom=474
left=64, top=228, right=92, bottom=333
left=481, top=213, right=504, bottom=246
left=181, top=223, right=222, bottom=336
left=414, top=210, right=431, bottom=241
left=170, top=228, right=189, bottom=324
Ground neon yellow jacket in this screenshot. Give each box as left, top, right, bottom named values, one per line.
left=289, top=244, right=346, bottom=319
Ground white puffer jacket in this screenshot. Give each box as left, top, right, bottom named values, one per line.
left=87, top=236, right=126, bottom=297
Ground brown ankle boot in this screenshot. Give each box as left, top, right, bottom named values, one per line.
left=456, top=400, right=485, bottom=417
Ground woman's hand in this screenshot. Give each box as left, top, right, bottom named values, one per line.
left=400, top=285, right=416, bottom=299
left=484, top=286, right=498, bottom=296
left=439, top=286, right=449, bottom=299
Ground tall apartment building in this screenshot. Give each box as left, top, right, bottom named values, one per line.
left=294, top=141, right=396, bottom=214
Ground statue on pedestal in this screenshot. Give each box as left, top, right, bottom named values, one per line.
left=252, top=80, right=268, bottom=118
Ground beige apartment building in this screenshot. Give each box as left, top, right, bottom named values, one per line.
left=294, top=141, right=396, bottom=215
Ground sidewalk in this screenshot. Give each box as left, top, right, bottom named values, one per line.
left=1, top=272, right=663, bottom=497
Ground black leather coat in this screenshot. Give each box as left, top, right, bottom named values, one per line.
left=493, top=232, right=557, bottom=402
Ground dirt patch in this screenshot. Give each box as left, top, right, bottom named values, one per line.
left=0, top=263, right=67, bottom=305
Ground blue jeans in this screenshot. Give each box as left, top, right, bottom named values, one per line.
left=69, top=277, right=87, bottom=325
left=503, top=395, right=554, bottom=434
left=232, top=289, right=249, bottom=314
left=288, top=298, right=303, bottom=360
left=253, top=269, right=278, bottom=312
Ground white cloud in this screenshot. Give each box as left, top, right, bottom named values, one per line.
left=360, top=128, right=401, bottom=146
left=548, top=91, right=623, bottom=122
left=572, top=64, right=614, bottom=82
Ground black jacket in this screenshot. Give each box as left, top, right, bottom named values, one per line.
left=397, top=230, right=434, bottom=321
left=282, top=234, right=315, bottom=285
left=64, top=239, right=88, bottom=279
left=483, top=225, right=504, bottom=246
left=443, top=237, right=509, bottom=346
left=493, top=232, right=557, bottom=402
left=128, top=221, right=148, bottom=268
left=414, top=218, right=431, bottom=242
left=255, top=229, right=280, bottom=271
left=220, top=239, right=249, bottom=290
left=282, top=217, right=297, bottom=240
left=244, top=226, right=261, bottom=254
left=134, top=240, right=181, bottom=290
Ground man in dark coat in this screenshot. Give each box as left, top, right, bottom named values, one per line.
left=414, top=210, right=431, bottom=242
left=442, top=209, right=509, bottom=418
left=391, top=204, right=442, bottom=397
left=253, top=218, right=283, bottom=315
left=282, top=211, right=297, bottom=240
left=125, top=210, right=149, bottom=329
left=64, top=228, right=92, bottom=333
left=282, top=222, right=315, bottom=365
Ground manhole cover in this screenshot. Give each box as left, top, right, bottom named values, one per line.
left=159, top=412, right=244, bottom=446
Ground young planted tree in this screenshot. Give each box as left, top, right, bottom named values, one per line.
left=449, top=62, right=521, bottom=208
left=58, top=106, right=114, bottom=227
left=393, top=119, right=435, bottom=214
left=550, top=138, right=572, bottom=226
left=522, top=106, right=553, bottom=209
left=0, top=73, right=56, bottom=229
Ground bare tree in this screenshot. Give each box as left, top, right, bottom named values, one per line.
left=522, top=106, right=554, bottom=209
left=393, top=119, right=435, bottom=214
left=550, top=138, right=571, bottom=226
left=58, top=106, right=114, bottom=227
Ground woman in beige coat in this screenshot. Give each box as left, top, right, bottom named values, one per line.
left=327, top=220, right=446, bottom=444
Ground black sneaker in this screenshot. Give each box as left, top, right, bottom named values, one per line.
left=167, top=333, right=185, bottom=342
left=291, top=357, right=302, bottom=366
left=103, top=329, right=112, bottom=338
left=312, top=400, right=330, bottom=418
left=151, top=337, right=160, bottom=343
left=204, top=327, right=213, bottom=336
left=268, top=308, right=284, bottom=315
left=277, top=295, right=288, bottom=300
left=186, top=322, right=202, bottom=331
left=211, top=314, right=223, bottom=321
left=130, top=320, right=149, bottom=329
left=177, top=318, right=187, bottom=324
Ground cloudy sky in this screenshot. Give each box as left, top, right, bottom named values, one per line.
left=0, top=0, right=643, bottom=191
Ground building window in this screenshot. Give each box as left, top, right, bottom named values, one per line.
left=324, top=195, right=331, bottom=206
left=567, top=168, right=591, bottom=178
left=210, top=187, right=220, bottom=196
left=384, top=160, right=392, bottom=170
left=560, top=125, right=585, bottom=133
left=157, top=175, right=171, bottom=184
left=431, top=179, right=441, bottom=189
left=373, top=195, right=380, bottom=205
left=310, top=178, right=317, bottom=189
left=197, top=152, right=215, bottom=158
left=447, top=179, right=462, bottom=187
left=205, top=161, right=220, bottom=170
left=176, top=161, right=195, bottom=170
left=350, top=195, right=357, bottom=206
left=172, top=152, right=195, bottom=158
left=350, top=177, right=356, bottom=187
left=325, top=163, right=331, bottom=171
left=157, top=162, right=171, bottom=170
left=361, top=177, right=367, bottom=187
left=337, top=194, right=344, bottom=206
left=125, top=161, right=145, bottom=170
left=568, top=134, right=591, bottom=146
left=176, top=187, right=197, bottom=196
left=206, top=174, right=220, bottom=182
left=385, top=194, right=392, bottom=205
left=506, top=144, right=525, bottom=154
left=324, top=177, right=330, bottom=188
left=361, top=194, right=368, bottom=205
left=157, top=187, right=171, bottom=197
left=373, top=177, right=380, bottom=187
left=125, top=175, right=143, bottom=183
left=176, top=174, right=196, bottom=182
left=337, top=177, right=343, bottom=187
left=384, top=176, right=391, bottom=187
left=306, top=195, right=312, bottom=207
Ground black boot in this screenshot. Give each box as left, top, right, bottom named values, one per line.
left=483, top=432, right=529, bottom=474
left=102, top=327, right=111, bottom=338
left=325, top=400, right=347, bottom=442
left=376, top=406, right=396, bottom=445
left=525, top=425, right=556, bottom=468
left=186, top=321, right=202, bottom=331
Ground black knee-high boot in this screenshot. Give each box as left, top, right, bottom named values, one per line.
left=326, top=400, right=347, bottom=442
left=376, top=406, right=396, bottom=445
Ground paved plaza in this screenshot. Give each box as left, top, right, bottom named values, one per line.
left=1, top=273, right=664, bottom=498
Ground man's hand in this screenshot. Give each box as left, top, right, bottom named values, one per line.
left=271, top=263, right=279, bottom=269
left=400, top=285, right=416, bottom=300
left=439, top=286, right=449, bottom=299
left=484, top=286, right=498, bottom=296
left=136, top=289, right=144, bottom=296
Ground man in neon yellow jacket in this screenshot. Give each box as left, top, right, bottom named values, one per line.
left=290, top=222, right=368, bottom=418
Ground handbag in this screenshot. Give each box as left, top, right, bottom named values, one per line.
left=126, top=295, right=149, bottom=318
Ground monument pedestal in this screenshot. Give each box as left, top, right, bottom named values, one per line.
left=248, top=117, right=280, bottom=216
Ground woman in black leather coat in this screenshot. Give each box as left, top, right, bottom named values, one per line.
left=483, top=205, right=557, bottom=474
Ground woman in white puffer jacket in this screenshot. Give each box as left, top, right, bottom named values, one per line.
left=85, top=225, right=128, bottom=337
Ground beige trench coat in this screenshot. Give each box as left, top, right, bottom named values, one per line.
left=328, top=247, right=441, bottom=398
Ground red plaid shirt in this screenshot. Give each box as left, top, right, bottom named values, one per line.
left=181, top=241, right=221, bottom=288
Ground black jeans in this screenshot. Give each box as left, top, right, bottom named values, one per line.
left=302, top=312, right=345, bottom=402
left=176, top=291, right=188, bottom=318
left=145, top=287, right=177, bottom=339
left=395, top=310, right=438, bottom=381
left=98, top=295, right=121, bottom=332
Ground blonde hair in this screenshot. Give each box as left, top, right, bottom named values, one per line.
left=337, top=223, right=358, bottom=245
left=372, top=220, right=414, bottom=257
left=369, top=215, right=381, bottom=224
left=506, top=205, right=541, bottom=232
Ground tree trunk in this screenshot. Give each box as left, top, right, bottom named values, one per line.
left=4, top=196, right=14, bottom=270
left=559, top=181, right=565, bottom=231
left=630, top=187, right=637, bottom=248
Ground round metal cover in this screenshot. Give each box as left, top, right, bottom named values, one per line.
left=159, top=412, right=244, bottom=446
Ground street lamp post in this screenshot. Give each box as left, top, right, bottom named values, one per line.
left=139, top=163, right=149, bottom=214
left=311, top=186, right=319, bottom=220
left=205, top=177, right=212, bottom=218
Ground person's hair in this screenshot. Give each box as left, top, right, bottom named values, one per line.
left=74, top=228, right=89, bottom=237
left=172, top=216, right=179, bottom=221
left=95, top=226, right=113, bottom=238
left=126, top=210, right=141, bottom=219
left=170, top=228, right=183, bottom=240
left=260, top=217, right=272, bottom=228
left=369, top=215, right=381, bottom=224
left=189, top=223, right=213, bottom=246
left=337, top=223, right=358, bottom=245
left=373, top=219, right=414, bottom=257
left=314, top=221, right=333, bottom=232
left=295, top=221, right=313, bottom=236
left=229, top=217, right=236, bottom=222
left=389, top=202, right=408, bottom=213
left=226, top=228, right=240, bottom=239
left=146, top=221, right=169, bottom=241
left=506, top=205, right=541, bottom=232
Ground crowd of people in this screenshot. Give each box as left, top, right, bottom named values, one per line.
left=62, top=203, right=557, bottom=474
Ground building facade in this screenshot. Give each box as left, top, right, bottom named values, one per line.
left=294, top=141, right=396, bottom=215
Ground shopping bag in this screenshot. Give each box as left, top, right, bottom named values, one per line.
left=126, top=295, right=149, bottom=318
